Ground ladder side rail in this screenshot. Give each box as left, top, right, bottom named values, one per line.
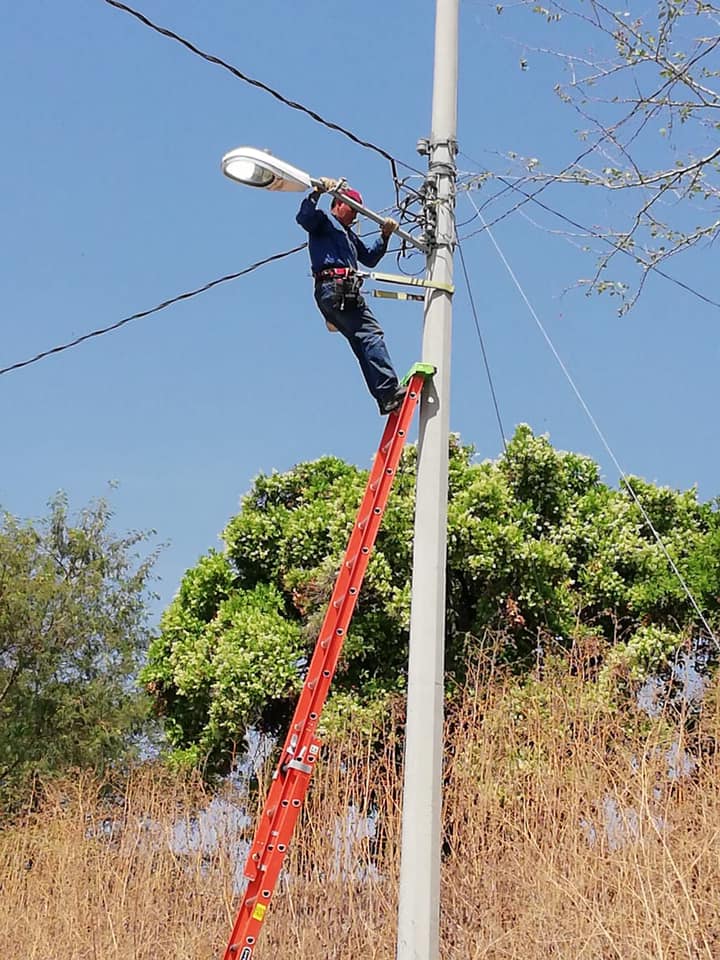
left=272, top=408, right=399, bottom=752
left=237, top=376, right=423, bottom=884
left=282, top=376, right=423, bottom=747
left=223, top=374, right=425, bottom=960
left=277, top=375, right=422, bottom=752
left=224, top=760, right=315, bottom=957
left=240, top=412, right=399, bottom=879
left=224, top=413, right=399, bottom=955
left=240, top=384, right=420, bottom=878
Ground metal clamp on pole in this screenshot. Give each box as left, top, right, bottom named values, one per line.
left=365, top=270, right=455, bottom=294
left=312, top=179, right=428, bottom=253
left=372, top=290, right=426, bottom=302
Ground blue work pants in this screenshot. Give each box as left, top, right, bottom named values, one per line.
left=314, top=280, right=400, bottom=412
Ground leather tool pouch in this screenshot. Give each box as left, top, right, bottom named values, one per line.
left=332, top=273, right=363, bottom=311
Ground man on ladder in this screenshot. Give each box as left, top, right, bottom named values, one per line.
left=296, top=178, right=406, bottom=415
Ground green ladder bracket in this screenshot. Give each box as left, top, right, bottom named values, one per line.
left=400, top=362, right=437, bottom=387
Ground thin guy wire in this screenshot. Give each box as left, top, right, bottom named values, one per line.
left=0, top=244, right=306, bottom=378
left=456, top=239, right=507, bottom=452
left=464, top=191, right=717, bottom=646
left=103, top=0, right=423, bottom=182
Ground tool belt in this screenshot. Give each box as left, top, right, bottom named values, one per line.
left=314, top=267, right=363, bottom=311
left=314, top=267, right=352, bottom=281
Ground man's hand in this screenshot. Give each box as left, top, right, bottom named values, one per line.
left=381, top=217, right=399, bottom=239
left=315, top=177, right=340, bottom=194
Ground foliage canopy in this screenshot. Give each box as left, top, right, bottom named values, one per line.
left=144, top=426, right=720, bottom=774
left=0, top=495, right=157, bottom=812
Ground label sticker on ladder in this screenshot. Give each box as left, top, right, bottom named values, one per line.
left=252, top=904, right=267, bottom=921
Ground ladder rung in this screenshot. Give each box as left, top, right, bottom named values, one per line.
left=286, top=758, right=312, bottom=774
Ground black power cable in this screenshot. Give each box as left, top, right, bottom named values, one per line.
left=103, top=0, right=424, bottom=190
left=0, top=244, right=306, bottom=378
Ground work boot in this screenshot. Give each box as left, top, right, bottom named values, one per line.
left=379, top=387, right=407, bottom=416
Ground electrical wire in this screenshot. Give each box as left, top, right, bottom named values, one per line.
left=463, top=190, right=718, bottom=646
left=1, top=194, right=416, bottom=380
left=0, top=244, right=306, bottom=378
left=456, top=239, right=507, bottom=452
left=457, top=154, right=720, bottom=311
left=103, top=0, right=424, bottom=190
left=491, top=176, right=720, bottom=311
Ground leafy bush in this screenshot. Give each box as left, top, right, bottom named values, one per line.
left=143, top=428, right=720, bottom=773
left=0, top=495, right=157, bottom=812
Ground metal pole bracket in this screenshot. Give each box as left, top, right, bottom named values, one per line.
left=367, top=271, right=454, bottom=295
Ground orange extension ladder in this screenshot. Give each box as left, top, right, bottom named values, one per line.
left=222, top=363, right=435, bottom=960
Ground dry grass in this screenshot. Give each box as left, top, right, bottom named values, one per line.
left=2, top=655, right=720, bottom=959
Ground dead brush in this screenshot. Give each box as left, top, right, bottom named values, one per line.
left=2, top=650, right=719, bottom=959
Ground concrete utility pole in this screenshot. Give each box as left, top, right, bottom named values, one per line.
left=396, top=1, right=459, bottom=959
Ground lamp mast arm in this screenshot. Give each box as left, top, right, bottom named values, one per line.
left=310, top=178, right=427, bottom=253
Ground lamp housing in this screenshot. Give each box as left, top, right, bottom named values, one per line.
left=221, top=147, right=312, bottom=192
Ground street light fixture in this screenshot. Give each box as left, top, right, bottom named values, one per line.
left=221, top=146, right=312, bottom=192
left=221, top=146, right=426, bottom=252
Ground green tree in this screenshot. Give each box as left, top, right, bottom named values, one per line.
left=144, top=427, right=720, bottom=774
left=0, top=495, right=157, bottom=813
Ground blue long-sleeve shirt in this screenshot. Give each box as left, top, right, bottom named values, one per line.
left=296, top=195, right=389, bottom=274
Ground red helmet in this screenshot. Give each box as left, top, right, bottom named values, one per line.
left=341, top=187, right=363, bottom=205
left=331, top=187, right=363, bottom=226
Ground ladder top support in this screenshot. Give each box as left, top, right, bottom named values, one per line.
left=401, top=362, right=436, bottom=385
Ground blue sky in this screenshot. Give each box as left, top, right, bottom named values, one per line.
left=2, top=0, right=718, bottom=621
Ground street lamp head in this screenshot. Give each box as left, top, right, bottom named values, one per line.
left=221, top=146, right=312, bottom=192
left=223, top=155, right=275, bottom=188
left=220, top=146, right=426, bottom=251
